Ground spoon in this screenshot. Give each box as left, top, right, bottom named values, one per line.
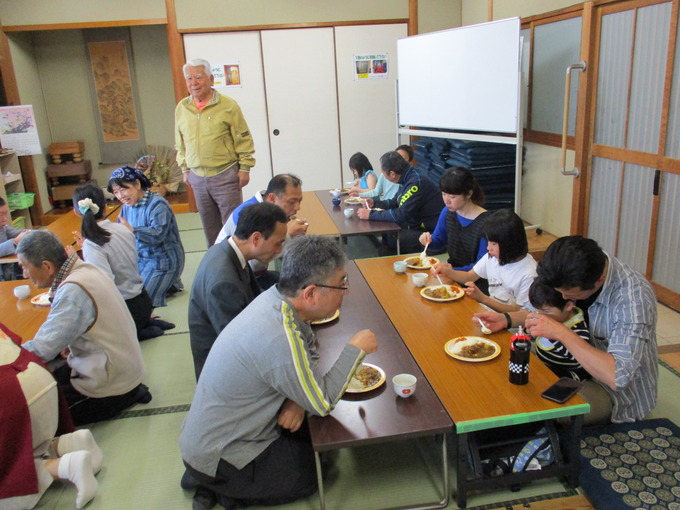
left=419, top=242, right=430, bottom=262
left=476, top=317, right=492, bottom=335
left=435, top=273, right=445, bottom=287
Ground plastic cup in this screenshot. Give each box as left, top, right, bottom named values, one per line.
left=411, top=273, right=428, bottom=287
left=13, top=284, right=31, bottom=300
left=393, top=374, right=417, bottom=398
left=393, top=260, right=407, bottom=273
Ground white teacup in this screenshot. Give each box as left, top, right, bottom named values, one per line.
left=343, top=208, right=355, bottom=219
left=411, top=273, right=428, bottom=287
left=393, top=374, right=417, bottom=398
left=331, top=189, right=342, bottom=198
left=13, top=284, right=31, bottom=300
left=393, top=260, right=407, bottom=273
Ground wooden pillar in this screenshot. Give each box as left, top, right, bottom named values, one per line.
left=0, top=28, right=44, bottom=225
left=409, top=0, right=418, bottom=36
left=165, top=0, right=197, bottom=212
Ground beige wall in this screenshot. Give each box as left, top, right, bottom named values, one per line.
left=174, top=0, right=407, bottom=30
left=7, top=32, right=51, bottom=212
left=0, top=0, right=166, bottom=26
left=462, top=0, right=581, bottom=25
left=7, top=26, right=174, bottom=206
left=419, top=0, right=462, bottom=34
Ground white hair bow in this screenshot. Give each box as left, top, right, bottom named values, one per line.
left=78, top=198, right=100, bottom=215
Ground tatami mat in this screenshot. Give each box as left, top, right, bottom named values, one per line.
left=32, top=212, right=680, bottom=510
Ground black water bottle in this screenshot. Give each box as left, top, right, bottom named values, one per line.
left=509, top=326, right=531, bottom=385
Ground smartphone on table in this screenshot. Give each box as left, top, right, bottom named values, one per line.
left=541, top=377, right=581, bottom=404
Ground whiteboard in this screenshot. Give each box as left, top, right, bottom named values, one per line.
left=397, top=18, right=521, bottom=134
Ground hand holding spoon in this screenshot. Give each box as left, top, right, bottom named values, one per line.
left=475, top=316, right=492, bottom=334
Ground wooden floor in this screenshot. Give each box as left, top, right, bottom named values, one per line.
left=490, top=494, right=595, bottom=510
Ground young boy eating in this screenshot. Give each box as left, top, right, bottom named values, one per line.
left=528, top=279, right=592, bottom=381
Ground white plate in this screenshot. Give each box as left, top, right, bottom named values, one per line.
left=444, top=336, right=500, bottom=362
left=310, top=309, right=339, bottom=325
left=30, top=292, right=51, bottom=307
left=344, top=197, right=363, bottom=205
left=345, top=363, right=386, bottom=393
left=420, top=285, right=464, bottom=302
left=405, top=256, right=438, bottom=270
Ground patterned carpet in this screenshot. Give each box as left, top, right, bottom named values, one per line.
left=579, top=418, right=680, bottom=509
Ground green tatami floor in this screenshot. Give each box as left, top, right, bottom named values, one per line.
left=35, top=212, right=680, bottom=510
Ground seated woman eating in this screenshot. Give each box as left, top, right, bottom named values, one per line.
left=107, top=166, right=185, bottom=308
left=432, top=208, right=537, bottom=312
left=68, top=183, right=174, bottom=340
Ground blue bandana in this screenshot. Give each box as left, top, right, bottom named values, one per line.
left=109, top=166, right=151, bottom=189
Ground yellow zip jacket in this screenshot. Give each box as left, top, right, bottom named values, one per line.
left=175, top=91, right=255, bottom=177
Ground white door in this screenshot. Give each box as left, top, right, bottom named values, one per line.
left=182, top=32, right=272, bottom=199
left=335, top=24, right=407, bottom=183
left=261, top=28, right=343, bottom=190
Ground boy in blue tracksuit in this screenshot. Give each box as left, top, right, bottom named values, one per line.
left=357, top=151, right=443, bottom=254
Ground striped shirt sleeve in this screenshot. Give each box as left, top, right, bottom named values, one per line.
left=277, top=301, right=365, bottom=416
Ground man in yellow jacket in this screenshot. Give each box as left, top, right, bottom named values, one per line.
left=175, top=58, right=256, bottom=246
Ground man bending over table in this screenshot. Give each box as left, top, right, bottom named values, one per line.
left=214, top=173, right=307, bottom=289
left=476, top=235, right=657, bottom=424
left=18, top=231, right=150, bottom=426
left=357, top=150, right=443, bottom=255
left=180, top=236, right=377, bottom=510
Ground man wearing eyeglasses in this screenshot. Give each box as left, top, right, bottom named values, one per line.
left=180, top=236, right=377, bottom=510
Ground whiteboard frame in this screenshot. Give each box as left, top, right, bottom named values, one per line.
left=397, top=19, right=524, bottom=215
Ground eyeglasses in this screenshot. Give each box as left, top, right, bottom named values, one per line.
left=311, top=275, right=349, bottom=292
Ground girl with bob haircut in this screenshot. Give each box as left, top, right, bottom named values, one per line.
left=421, top=167, right=490, bottom=273
left=348, top=152, right=377, bottom=193
left=69, top=183, right=174, bottom=339
left=432, top=208, right=537, bottom=312
left=107, top=166, right=185, bottom=308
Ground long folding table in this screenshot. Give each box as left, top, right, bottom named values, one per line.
left=308, top=262, right=453, bottom=510
left=356, top=255, right=590, bottom=508
left=312, top=190, right=403, bottom=254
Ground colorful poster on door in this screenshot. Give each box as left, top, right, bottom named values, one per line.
left=354, top=54, right=388, bottom=80
left=0, top=105, right=42, bottom=155
left=213, top=63, right=242, bottom=88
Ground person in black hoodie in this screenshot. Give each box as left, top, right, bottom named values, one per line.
left=357, top=151, right=443, bottom=254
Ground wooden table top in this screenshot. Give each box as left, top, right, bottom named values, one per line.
left=313, top=190, right=401, bottom=237
left=355, top=256, right=589, bottom=433
left=44, top=203, right=121, bottom=246
left=308, top=262, right=452, bottom=451
left=0, top=279, right=49, bottom=342
left=296, top=191, right=339, bottom=237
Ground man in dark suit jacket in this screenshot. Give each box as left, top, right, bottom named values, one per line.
left=189, top=202, right=288, bottom=379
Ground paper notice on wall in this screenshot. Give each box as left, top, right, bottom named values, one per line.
left=354, top=54, right=389, bottom=80
left=0, top=105, right=42, bottom=155
left=213, top=63, right=242, bottom=88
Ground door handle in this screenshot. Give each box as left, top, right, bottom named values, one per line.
left=560, top=61, right=586, bottom=177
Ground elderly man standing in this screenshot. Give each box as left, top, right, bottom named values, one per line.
left=18, top=231, right=150, bottom=426
left=175, top=57, right=256, bottom=246
left=189, top=202, right=288, bottom=380
left=180, top=236, right=377, bottom=510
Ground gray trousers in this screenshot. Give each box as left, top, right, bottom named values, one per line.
left=188, top=164, right=242, bottom=247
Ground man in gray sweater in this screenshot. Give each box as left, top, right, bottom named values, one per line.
left=179, top=236, right=377, bottom=510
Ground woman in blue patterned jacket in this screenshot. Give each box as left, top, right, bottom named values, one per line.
left=107, top=167, right=184, bottom=307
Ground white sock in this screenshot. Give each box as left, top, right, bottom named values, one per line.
left=57, top=451, right=98, bottom=509
left=57, top=429, right=104, bottom=474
